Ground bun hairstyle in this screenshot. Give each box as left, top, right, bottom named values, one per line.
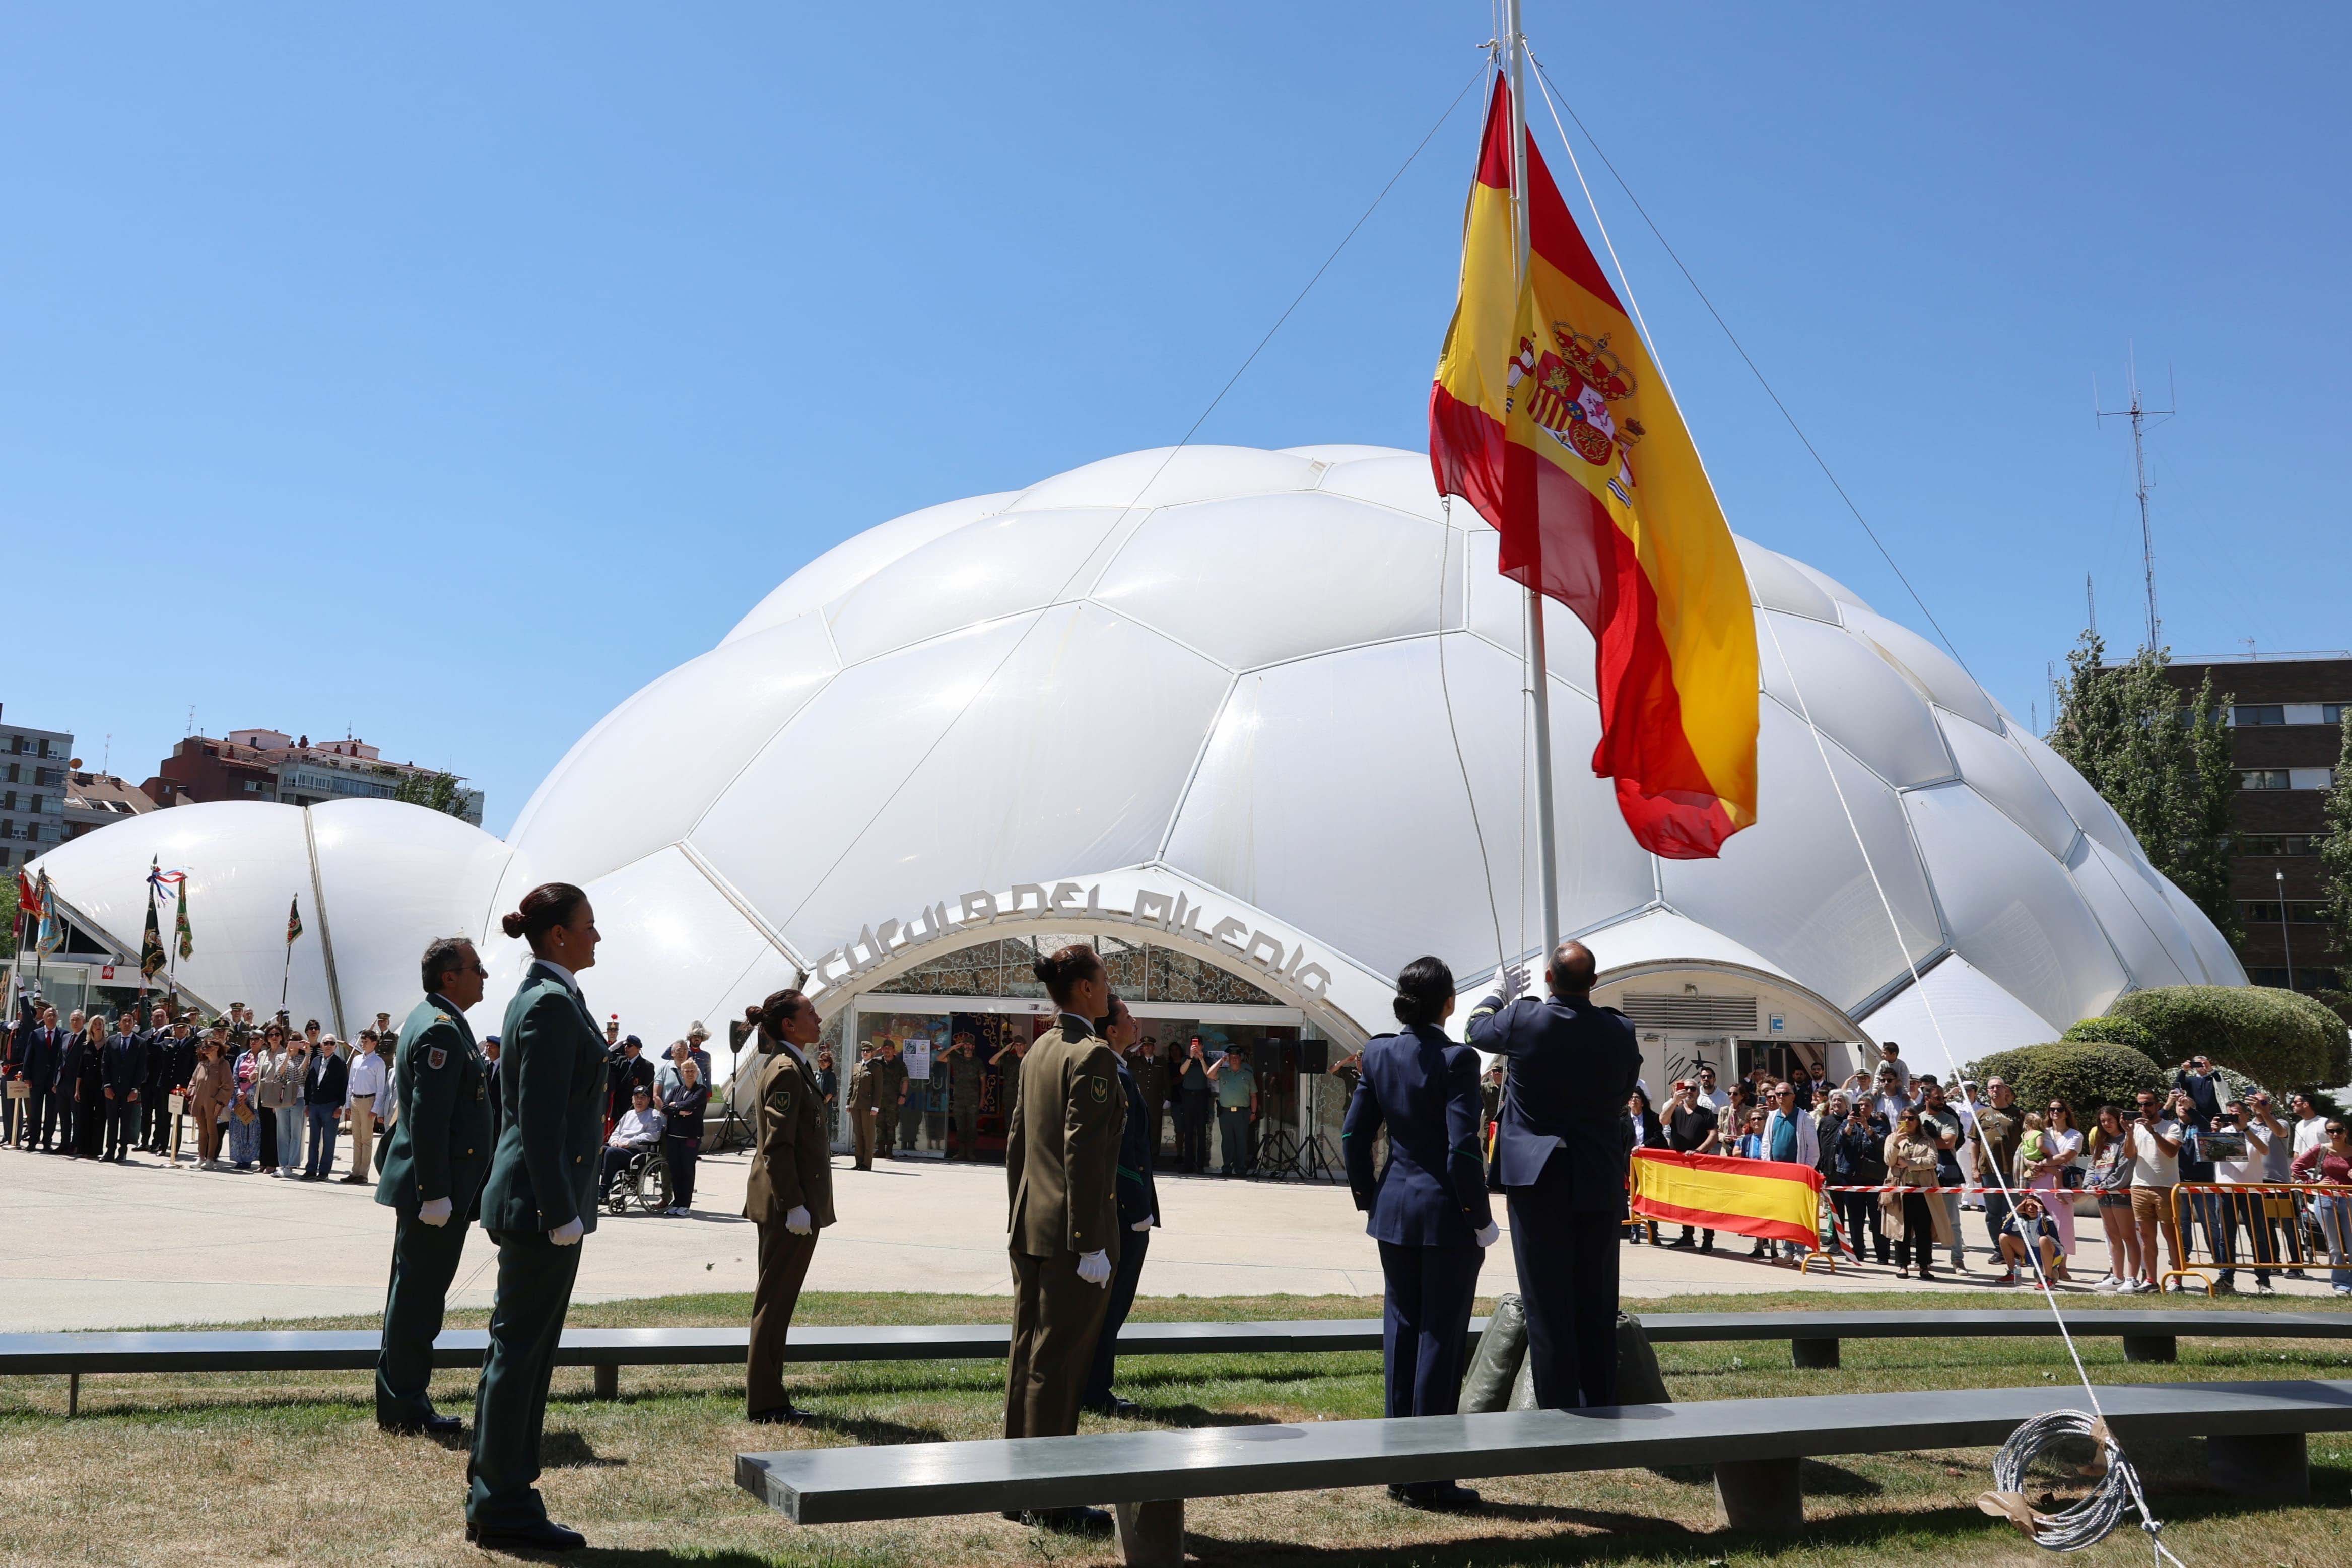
left=759, top=988, right=810, bottom=1036
left=1392, top=955, right=1456, bottom=1028
left=501, top=881, right=588, bottom=946
left=1032, top=943, right=1103, bottom=1007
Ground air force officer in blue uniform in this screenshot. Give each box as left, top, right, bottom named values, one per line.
left=1344, top=956, right=1498, bottom=1511
left=1465, top=938, right=1639, bottom=1411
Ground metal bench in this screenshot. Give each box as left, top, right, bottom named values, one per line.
left=738, top=1378, right=2352, bottom=1566
left=10, top=1308, right=2349, bottom=1412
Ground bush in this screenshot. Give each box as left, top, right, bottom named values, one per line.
left=1963, top=1042, right=2166, bottom=1126
left=2106, top=985, right=2351, bottom=1089
left=2060, top=1015, right=2159, bottom=1061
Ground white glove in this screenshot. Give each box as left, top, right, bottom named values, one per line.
left=549, top=1217, right=584, bottom=1247
left=1473, top=1222, right=1501, bottom=1249
left=417, top=1196, right=453, bottom=1228
left=1076, top=1249, right=1112, bottom=1286
left=1497, top=965, right=1529, bottom=1003
left=786, top=1205, right=813, bottom=1235
left=1131, top=1217, right=1154, bottom=1231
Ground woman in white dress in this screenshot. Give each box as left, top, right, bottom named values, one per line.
left=2022, top=1098, right=2085, bottom=1264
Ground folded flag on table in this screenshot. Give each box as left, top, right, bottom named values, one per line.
left=1629, top=1147, right=1822, bottom=1246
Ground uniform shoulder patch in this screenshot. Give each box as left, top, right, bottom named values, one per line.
left=1088, top=1074, right=1110, bottom=1103
left=427, top=1047, right=448, bottom=1070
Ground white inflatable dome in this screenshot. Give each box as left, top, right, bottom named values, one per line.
left=29, top=444, right=2243, bottom=1063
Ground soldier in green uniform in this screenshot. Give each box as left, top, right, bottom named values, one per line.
left=744, top=987, right=834, bottom=1421
left=871, top=1039, right=909, bottom=1157
left=373, top=936, right=494, bottom=1435
left=465, top=883, right=606, bottom=1555
left=1002, top=944, right=1124, bottom=1534
left=945, top=1033, right=982, bottom=1160
left=846, top=1045, right=879, bottom=1169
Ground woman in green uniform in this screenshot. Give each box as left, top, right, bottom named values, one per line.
left=465, top=882, right=604, bottom=1554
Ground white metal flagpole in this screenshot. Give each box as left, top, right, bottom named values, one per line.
left=1503, top=0, right=1561, bottom=962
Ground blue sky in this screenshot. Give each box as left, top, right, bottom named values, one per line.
left=6, top=4, right=2345, bottom=833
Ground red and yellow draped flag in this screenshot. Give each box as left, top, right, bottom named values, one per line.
left=1431, top=76, right=1758, bottom=858
left=1629, top=1148, right=1821, bottom=1247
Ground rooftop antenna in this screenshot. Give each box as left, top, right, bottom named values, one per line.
left=2085, top=574, right=2097, bottom=640
left=186, top=705, right=196, bottom=737
left=2096, top=347, right=2173, bottom=652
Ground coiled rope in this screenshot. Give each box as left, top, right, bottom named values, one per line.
left=1981, top=1410, right=2182, bottom=1562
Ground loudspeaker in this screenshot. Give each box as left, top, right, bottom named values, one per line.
left=1298, top=1040, right=1328, bottom=1074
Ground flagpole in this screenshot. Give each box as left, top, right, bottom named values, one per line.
left=1504, top=0, right=1562, bottom=963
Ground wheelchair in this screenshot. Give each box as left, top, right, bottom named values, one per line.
left=601, top=1143, right=673, bottom=1216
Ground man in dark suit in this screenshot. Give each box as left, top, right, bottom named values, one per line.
left=1465, top=938, right=1639, bottom=1410
left=1081, top=995, right=1158, bottom=1419
left=18, top=1004, right=62, bottom=1149
left=137, top=1004, right=172, bottom=1152
left=51, top=1010, right=91, bottom=1156
left=100, top=1013, right=146, bottom=1162
left=604, top=1034, right=654, bottom=1132
left=300, top=1033, right=349, bottom=1180
left=375, top=936, right=494, bottom=1435
left=1003, top=943, right=1123, bottom=1535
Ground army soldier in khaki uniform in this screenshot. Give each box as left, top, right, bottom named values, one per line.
left=846, top=1046, right=880, bottom=1169
left=744, top=987, right=835, bottom=1421
left=1002, top=944, right=1124, bottom=1534
left=944, top=1033, right=983, bottom=1160
left=373, top=937, right=494, bottom=1435
left=870, top=1039, right=909, bottom=1156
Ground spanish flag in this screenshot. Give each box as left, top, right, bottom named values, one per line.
left=1629, top=1148, right=1821, bottom=1247
left=1431, top=76, right=1758, bottom=858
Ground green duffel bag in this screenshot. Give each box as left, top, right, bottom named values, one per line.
left=1457, top=1292, right=1527, bottom=1413
left=1505, top=1311, right=1671, bottom=1409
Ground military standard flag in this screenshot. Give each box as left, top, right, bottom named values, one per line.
left=1431, top=76, right=1758, bottom=858
left=285, top=896, right=304, bottom=946
left=140, top=863, right=167, bottom=981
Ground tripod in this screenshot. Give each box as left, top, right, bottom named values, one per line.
left=1291, top=1069, right=1341, bottom=1183
left=714, top=1040, right=755, bottom=1152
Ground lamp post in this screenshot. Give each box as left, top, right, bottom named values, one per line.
left=2276, top=869, right=2295, bottom=991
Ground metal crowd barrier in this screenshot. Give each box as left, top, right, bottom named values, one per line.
left=2163, top=1182, right=2352, bottom=1294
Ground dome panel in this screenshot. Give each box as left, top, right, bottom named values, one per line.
left=724, top=490, right=1016, bottom=644
left=2067, top=836, right=2197, bottom=990
left=1310, top=452, right=1449, bottom=523
left=1904, top=783, right=2127, bottom=1029
left=1092, top=491, right=1454, bottom=670
left=702, top=604, right=1232, bottom=955
left=1840, top=605, right=2002, bottom=731
left=2155, top=875, right=2247, bottom=986
left=310, top=799, right=512, bottom=1023
left=1782, top=557, right=1873, bottom=615
left=1859, top=952, right=2058, bottom=1062
left=1008, top=445, right=1322, bottom=511
left=1757, top=609, right=1954, bottom=787
left=826, top=507, right=1126, bottom=666
left=1934, top=710, right=2078, bottom=859
left=1735, top=539, right=1841, bottom=624
left=1660, top=701, right=1942, bottom=1013
left=2008, top=726, right=2145, bottom=863
left=1164, top=633, right=1652, bottom=983
left=1279, top=443, right=1406, bottom=465
left=505, top=612, right=839, bottom=887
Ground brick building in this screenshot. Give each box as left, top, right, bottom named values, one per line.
left=2162, top=652, right=2349, bottom=994
left=142, top=729, right=483, bottom=825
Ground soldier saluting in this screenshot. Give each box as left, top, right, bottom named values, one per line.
left=373, top=936, right=494, bottom=1435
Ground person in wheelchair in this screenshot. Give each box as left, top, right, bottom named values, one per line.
left=600, top=1084, right=666, bottom=1201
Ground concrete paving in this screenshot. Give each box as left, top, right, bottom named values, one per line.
left=2, top=1142, right=2331, bottom=1331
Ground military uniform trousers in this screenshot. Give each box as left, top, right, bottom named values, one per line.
left=1506, top=1160, right=1622, bottom=1411
left=949, top=1095, right=980, bottom=1160
left=142, top=1088, right=172, bottom=1151
left=1005, top=1248, right=1113, bottom=1441
left=467, top=1230, right=584, bottom=1530
left=849, top=1099, right=877, bottom=1168
left=376, top=1211, right=472, bottom=1425
left=1377, top=1240, right=1483, bottom=1419
left=746, top=1220, right=819, bottom=1417
left=1081, top=1229, right=1149, bottom=1411
left=896, top=1097, right=921, bottom=1150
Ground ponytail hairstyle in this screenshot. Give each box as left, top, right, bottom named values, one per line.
left=1391, top=955, right=1456, bottom=1029
left=1032, top=943, right=1103, bottom=1007
left=501, top=882, right=588, bottom=948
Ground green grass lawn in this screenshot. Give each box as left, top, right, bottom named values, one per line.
left=1, top=1289, right=2345, bottom=1568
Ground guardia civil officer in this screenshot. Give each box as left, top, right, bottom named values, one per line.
left=1345, top=955, right=1498, bottom=1510
left=466, top=883, right=605, bottom=1554
left=1002, top=943, right=1123, bottom=1535
left=744, top=987, right=834, bottom=1422
left=1079, top=994, right=1158, bottom=1420
left=373, top=936, right=494, bottom=1435
left=1464, top=939, right=1639, bottom=1410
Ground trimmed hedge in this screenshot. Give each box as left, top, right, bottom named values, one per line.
left=2106, top=985, right=2351, bottom=1089
left=1963, top=1042, right=2166, bottom=1126
left=2060, top=1015, right=2159, bottom=1061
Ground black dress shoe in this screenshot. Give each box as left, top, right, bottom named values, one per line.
left=1081, top=1395, right=1142, bottom=1419
left=1390, top=1481, right=1482, bottom=1512
left=464, top=1518, right=585, bottom=1552
left=382, top=1412, right=465, bottom=1436
left=748, top=1400, right=804, bottom=1425
left=1021, top=1507, right=1113, bottom=1535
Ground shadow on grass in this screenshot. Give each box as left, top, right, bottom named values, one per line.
left=1121, top=1403, right=1285, bottom=1431
left=784, top=1408, right=952, bottom=1446
left=565, top=1552, right=781, bottom=1567
left=543, top=1429, right=627, bottom=1468
left=1637, top=1458, right=1880, bottom=1497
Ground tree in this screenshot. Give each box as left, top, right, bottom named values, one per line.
left=0, top=877, right=15, bottom=961
left=390, top=769, right=472, bottom=818
left=2047, top=630, right=2240, bottom=948
left=2318, top=709, right=2352, bottom=1018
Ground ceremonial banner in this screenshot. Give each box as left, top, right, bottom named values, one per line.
left=1431, top=75, right=1759, bottom=858
left=1629, top=1147, right=1821, bottom=1246
left=285, top=896, right=303, bottom=946
left=140, top=865, right=166, bottom=981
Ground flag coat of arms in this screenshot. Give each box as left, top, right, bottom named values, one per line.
left=1431, top=75, right=1759, bottom=858
left=286, top=896, right=304, bottom=946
